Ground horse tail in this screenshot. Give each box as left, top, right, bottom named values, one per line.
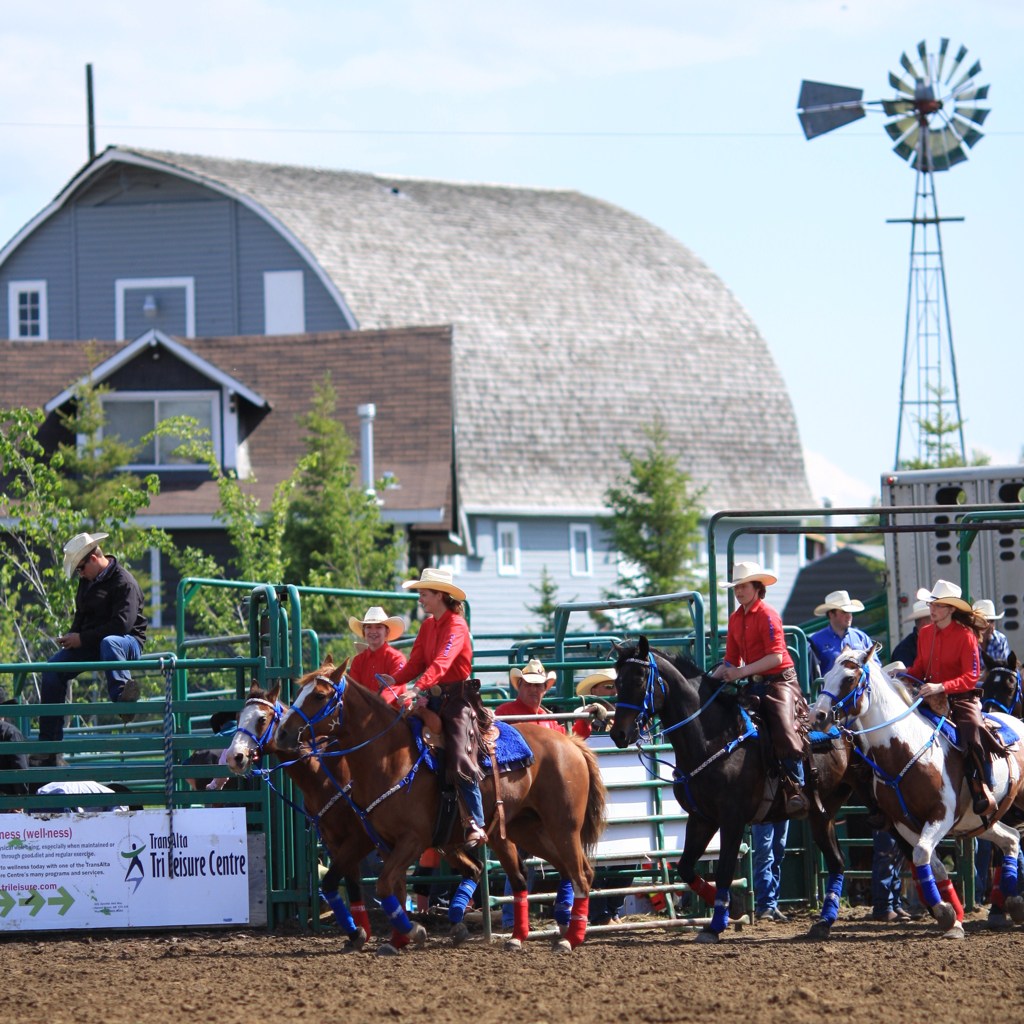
left=571, top=735, right=607, bottom=857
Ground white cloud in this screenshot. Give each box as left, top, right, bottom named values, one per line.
left=803, top=449, right=877, bottom=510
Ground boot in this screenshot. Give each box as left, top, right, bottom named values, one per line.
left=971, top=763, right=996, bottom=817
left=782, top=777, right=810, bottom=818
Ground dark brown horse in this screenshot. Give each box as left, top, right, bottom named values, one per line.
left=609, top=636, right=863, bottom=941
left=981, top=652, right=1022, bottom=719
left=275, top=660, right=606, bottom=953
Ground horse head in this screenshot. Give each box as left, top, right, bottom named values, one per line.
left=609, top=635, right=665, bottom=748
left=226, top=681, right=283, bottom=776
left=981, top=650, right=1022, bottom=717
left=810, top=643, right=882, bottom=730
left=276, top=657, right=347, bottom=752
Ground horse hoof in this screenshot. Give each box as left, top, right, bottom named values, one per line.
left=504, top=937, right=525, bottom=952
left=343, top=927, right=367, bottom=952
left=694, top=927, right=720, bottom=944
left=930, top=901, right=956, bottom=931
left=409, top=923, right=427, bottom=948
left=987, top=910, right=1010, bottom=931
left=376, top=943, right=401, bottom=957
left=940, top=921, right=965, bottom=940
left=1005, top=895, right=1024, bottom=926
left=807, top=919, right=832, bottom=942
left=450, top=922, right=470, bottom=947
left=552, top=937, right=573, bottom=954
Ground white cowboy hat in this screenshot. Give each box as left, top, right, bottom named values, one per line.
left=402, top=566, right=466, bottom=602
left=720, top=561, right=777, bottom=588
left=916, top=579, right=973, bottom=614
left=509, top=658, right=556, bottom=691
left=813, top=590, right=865, bottom=616
left=904, top=600, right=931, bottom=622
left=348, top=606, right=405, bottom=642
left=972, top=599, right=1004, bottom=622
left=575, top=667, right=617, bottom=697
left=62, top=531, right=109, bottom=579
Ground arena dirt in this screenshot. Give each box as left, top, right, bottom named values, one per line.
left=3, top=905, right=1019, bottom=1024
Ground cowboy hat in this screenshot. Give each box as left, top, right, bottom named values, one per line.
left=62, top=531, right=109, bottom=578
left=509, top=658, right=556, bottom=691
left=402, top=566, right=466, bottom=602
left=916, top=579, right=973, bottom=614
left=813, top=590, right=865, bottom=616
left=720, top=561, right=777, bottom=588
left=904, top=600, right=931, bottom=622
left=209, top=711, right=237, bottom=734
left=348, top=606, right=405, bottom=642
left=972, top=599, right=1004, bottom=622
left=575, top=667, right=617, bottom=697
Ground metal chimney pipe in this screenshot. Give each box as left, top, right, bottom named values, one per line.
left=86, top=64, right=96, bottom=161
left=357, top=403, right=376, bottom=491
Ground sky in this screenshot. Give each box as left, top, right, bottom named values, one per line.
left=2, top=1, right=1022, bottom=509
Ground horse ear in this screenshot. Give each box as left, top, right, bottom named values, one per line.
left=330, top=658, right=349, bottom=682
left=1009, top=651, right=1018, bottom=671
left=248, top=679, right=261, bottom=696
left=268, top=682, right=281, bottom=704
left=323, top=653, right=335, bottom=668
left=638, top=635, right=650, bottom=658
left=982, top=650, right=995, bottom=671
left=868, top=642, right=882, bottom=661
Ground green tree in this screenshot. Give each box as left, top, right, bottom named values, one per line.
left=599, top=419, right=706, bottom=629
left=525, top=565, right=575, bottom=633
left=900, top=384, right=990, bottom=470
left=280, top=374, right=405, bottom=634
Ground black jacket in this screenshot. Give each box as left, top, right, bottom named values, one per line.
left=70, top=557, right=147, bottom=649
left=890, top=628, right=919, bottom=667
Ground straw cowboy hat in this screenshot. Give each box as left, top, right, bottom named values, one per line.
left=972, top=599, right=1004, bottom=622
left=720, top=561, right=778, bottom=588
left=575, top=667, right=617, bottom=697
left=904, top=600, right=932, bottom=623
left=62, top=531, right=108, bottom=579
left=348, top=606, right=405, bottom=642
left=509, top=658, right=556, bottom=691
left=813, top=590, right=865, bottom=616
left=916, top=579, right=973, bottom=614
left=402, top=566, right=466, bottom=602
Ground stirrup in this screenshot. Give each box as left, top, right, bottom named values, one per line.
left=463, top=823, right=487, bottom=848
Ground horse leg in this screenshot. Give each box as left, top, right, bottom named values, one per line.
left=676, top=815, right=734, bottom=943
left=903, top=813, right=962, bottom=938
left=807, top=807, right=844, bottom=941
left=673, top=814, right=720, bottom=920
left=375, top=838, right=428, bottom=956
left=980, top=821, right=1024, bottom=926
left=489, top=836, right=531, bottom=950
left=318, top=859, right=367, bottom=951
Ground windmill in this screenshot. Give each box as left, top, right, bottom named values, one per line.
left=797, top=40, right=990, bottom=469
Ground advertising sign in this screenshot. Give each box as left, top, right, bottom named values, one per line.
left=0, top=807, right=249, bottom=931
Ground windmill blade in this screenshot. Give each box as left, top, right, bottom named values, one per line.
left=951, top=119, right=984, bottom=148
left=796, top=80, right=865, bottom=138
left=944, top=44, right=968, bottom=84
left=953, top=105, right=990, bottom=127
left=950, top=59, right=982, bottom=93
left=893, top=126, right=919, bottom=163
left=899, top=50, right=922, bottom=81
left=952, top=83, right=989, bottom=103
left=889, top=70, right=915, bottom=97
left=936, top=37, right=950, bottom=80
left=885, top=115, right=917, bottom=144
left=882, top=99, right=916, bottom=116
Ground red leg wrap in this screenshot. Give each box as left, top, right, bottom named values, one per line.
left=389, top=928, right=410, bottom=949
left=689, top=876, right=717, bottom=905
left=512, top=891, right=530, bottom=941
left=937, top=878, right=964, bottom=922
left=992, top=867, right=1005, bottom=910
left=351, top=902, right=371, bottom=938
left=567, top=896, right=590, bottom=948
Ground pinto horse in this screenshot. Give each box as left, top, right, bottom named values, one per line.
left=224, top=680, right=377, bottom=951
left=274, top=660, right=606, bottom=953
left=812, top=645, right=1024, bottom=937
left=609, top=637, right=859, bottom=942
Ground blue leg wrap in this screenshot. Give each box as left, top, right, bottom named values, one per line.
left=380, top=893, right=413, bottom=934
left=1000, top=854, right=1020, bottom=897
left=449, top=878, right=478, bottom=925
left=820, top=872, right=844, bottom=925
left=915, top=863, right=941, bottom=907
left=553, top=878, right=575, bottom=927
left=710, top=894, right=730, bottom=934
left=323, top=891, right=358, bottom=937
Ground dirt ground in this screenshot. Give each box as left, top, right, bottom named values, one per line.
left=3, top=905, right=1022, bottom=1024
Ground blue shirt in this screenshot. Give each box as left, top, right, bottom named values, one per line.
left=984, top=629, right=1011, bottom=664
left=808, top=624, right=876, bottom=676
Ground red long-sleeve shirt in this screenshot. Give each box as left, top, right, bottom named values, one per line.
left=392, top=610, right=473, bottom=693
left=724, top=598, right=794, bottom=673
left=348, top=644, right=408, bottom=701
left=905, top=621, right=980, bottom=694
left=495, top=697, right=565, bottom=732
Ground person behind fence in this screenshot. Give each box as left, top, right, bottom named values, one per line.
left=973, top=599, right=1013, bottom=663
left=379, top=566, right=487, bottom=848
left=808, top=590, right=876, bottom=677
left=571, top=668, right=617, bottom=740
left=710, top=561, right=810, bottom=816
left=890, top=600, right=931, bottom=668
left=37, top=532, right=147, bottom=761
left=904, top=579, right=1000, bottom=817
left=347, top=606, right=407, bottom=703
left=0, top=693, right=29, bottom=802
left=752, top=819, right=790, bottom=923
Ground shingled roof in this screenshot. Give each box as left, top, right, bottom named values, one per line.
left=57, top=147, right=814, bottom=513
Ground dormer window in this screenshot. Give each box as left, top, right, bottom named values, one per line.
left=8, top=280, right=48, bottom=340
left=100, top=391, right=220, bottom=468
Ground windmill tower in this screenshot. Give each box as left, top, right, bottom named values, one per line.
left=797, top=40, right=990, bottom=469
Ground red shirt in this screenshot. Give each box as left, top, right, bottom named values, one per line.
left=495, top=697, right=565, bottom=732
left=724, top=597, right=794, bottom=673
left=348, top=644, right=408, bottom=702
left=905, top=621, right=980, bottom=694
left=393, top=610, right=472, bottom=692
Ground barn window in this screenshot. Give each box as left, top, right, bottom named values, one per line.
left=497, top=522, right=521, bottom=576
left=8, top=280, right=48, bottom=340
left=570, top=523, right=592, bottom=577
left=100, top=391, right=219, bottom=468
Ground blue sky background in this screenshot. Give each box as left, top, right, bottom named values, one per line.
left=2, top=1, right=1021, bottom=507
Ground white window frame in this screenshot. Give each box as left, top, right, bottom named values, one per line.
left=263, top=270, right=306, bottom=334
left=569, top=522, right=593, bottom=577
left=97, top=390, right=221, bottom=470
left=8, top=280, right=48, bottom=340
left=760, top=534, right=779, bottom=577
left=115, top=276, right=196, bottom=340
left=496, top=522, right=521, bottom=577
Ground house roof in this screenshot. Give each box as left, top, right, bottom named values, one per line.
left=0, top=326, right=454, bottom=525
left=46, top=147, right=813, bottom=515
left=782, top=546, right=888, bottom=625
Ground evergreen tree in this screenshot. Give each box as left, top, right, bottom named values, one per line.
left=525, top=565, right=575, bottom=633
left=900, top=384, right=990, bottom=469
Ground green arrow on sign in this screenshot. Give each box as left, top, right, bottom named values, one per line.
left=20, top=890, right=44, bottom=917
left=0, top=889, right=14, bottom=917
left=47, top=887, right=74, bottom=916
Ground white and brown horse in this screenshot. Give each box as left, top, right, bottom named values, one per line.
left=812, top=645, right=1024, bottom=937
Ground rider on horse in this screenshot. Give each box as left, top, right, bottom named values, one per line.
left=710, top=561, right=810, bottom=817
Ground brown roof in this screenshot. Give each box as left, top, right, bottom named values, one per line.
left=0, top=326, right=454, bottom=525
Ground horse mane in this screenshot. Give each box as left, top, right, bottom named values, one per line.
left=618, top=640, right=704, bottom=682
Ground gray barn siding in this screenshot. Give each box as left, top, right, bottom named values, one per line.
left=0, top=214, right=74, bottom=338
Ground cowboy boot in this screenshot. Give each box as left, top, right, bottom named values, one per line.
left=971, top=760, right=997, bottom=817
left=781, top=758, right=810, bottom=817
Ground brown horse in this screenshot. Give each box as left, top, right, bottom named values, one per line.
left=224, top=681, right=379, bottom=951
left=275, top=660, right=607, bottom=953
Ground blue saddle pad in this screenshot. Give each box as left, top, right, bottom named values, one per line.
left=480, top=720, right=535, bottom=774
left=916, top=705, right=961, bottom=747
left=983, top=712, right=1022, bottom=748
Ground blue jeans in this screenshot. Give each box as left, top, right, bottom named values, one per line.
left=39, top=635, right=142, bottom=741
left=976, top=839, right=1024, bottom=903
left=752, top=820, right=789, bottom=913
left=871, top=829, right=905, bottom=914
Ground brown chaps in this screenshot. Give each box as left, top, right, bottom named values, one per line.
left=950, top=690, right=1005, bottom=769
left=760, top=670, right=807, bottom=762
left=436, top=680, right=484, bottom=785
